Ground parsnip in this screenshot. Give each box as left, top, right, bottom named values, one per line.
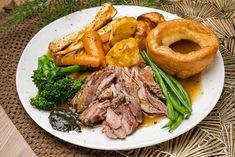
left=49, top=3, right=117, bottom=52
left=55, top=18, right=120, bottom=56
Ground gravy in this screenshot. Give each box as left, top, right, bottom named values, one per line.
left=170, top=39, right=201, bottom=53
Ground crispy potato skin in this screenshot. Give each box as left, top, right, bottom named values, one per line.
left=134, top=21, right=153, bottom=50
left=137, top=12, right=166, bottom=27
left=146, top=19, right=219, bottom=79
left=105, top=38, right=141, bottom=67
left=109, top=17, right=137, bottom=46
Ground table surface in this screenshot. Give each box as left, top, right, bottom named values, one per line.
left=0, top=106, right=36, bottom=157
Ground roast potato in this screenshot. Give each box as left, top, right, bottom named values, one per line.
left=109, top=17, right=137, bottom=46
left=134, top=21, right=153, bottom=50
left=105, top=38, right=141, bottom=67
left=137, top=12, right=166, bottom=27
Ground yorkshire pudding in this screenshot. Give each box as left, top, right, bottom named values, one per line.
left=146, top=19, right=219, bottom=79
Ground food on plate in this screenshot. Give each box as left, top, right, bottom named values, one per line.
left=137, top=12, right=166, bottom=27
left=30, top=55, right=84, bottom=110
left=109, top=17, right=137, bottom=46
left=49, top=109, right=80, bottom=132
left=30, top=3, right=219, bottom=137
left=60, top=30, right=105, bottom=67
left=146, top=19, right=219, bottom=79
left=134, top=12, right=165, bottom=51
left=71, top=66, right=166, bottom=138
left=105, top=38, right=141, bottom=67
left=134, top=21, right=152, bottom=50
left=81, top=30, right=105, bottom=62
left=49, top=3, right=117, bottom=53
left=141, top=51, right=191, bottom=131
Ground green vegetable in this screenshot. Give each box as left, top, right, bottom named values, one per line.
left=168, top=75, right=191, bottom=110
left=141, top=52, right=177, bottom=121
left=169, top=115, right=183, bottom=132
left=169, top=92, right=188, bottom=116
left=31, top=76, right=84, bottom=110
left=158, top=70, right=192, bottom=113
left=162, top=120, right=173, bottom=128
left=31, top=55, right=85, bottom=110
left=140, top=51, right=192, bottom=132
left=32, top=55, right=84, bottom=90
left=31, top=95, right=55, bottom=111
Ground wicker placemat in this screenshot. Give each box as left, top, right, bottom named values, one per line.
left=0, top=0, right=234, bottom=157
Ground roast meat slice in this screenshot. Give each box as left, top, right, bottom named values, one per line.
left=139, top=66, right=165, bottom=100
left=106, top=108, right=122, bottom=129
left=79, top=100, right=110, bottom=126
left=72, top=68, right=114, bottom=112
left=116, top=105, right=138, bottom=136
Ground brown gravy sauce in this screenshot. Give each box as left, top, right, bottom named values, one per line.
left=170, top=39, right=201, bottom=53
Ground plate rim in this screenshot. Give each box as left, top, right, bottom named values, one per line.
left=16, top=5, right=225, bottom=150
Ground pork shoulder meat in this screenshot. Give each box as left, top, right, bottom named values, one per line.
left=71, top=66, right=167, bottom=139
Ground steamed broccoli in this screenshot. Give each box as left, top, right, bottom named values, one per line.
left=32, top=55, right=84, bottom=90
left=31, top=76, right=84, bottom=110
left=31, top=55, right=85, bottom=110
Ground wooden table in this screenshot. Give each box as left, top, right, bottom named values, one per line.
left=0, top=106, right=36, bottom=157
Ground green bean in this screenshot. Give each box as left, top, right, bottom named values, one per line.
left=162, top=120, right=173, bottom=128
left=169, top=92, right=188, bottom=116
left=168, top=75, right=191, bottom=108
left=154, top=66, right=192, bottom=113
left=169, top=114, right=183, bottom=132
left=166, top=100, right=177, bottom=121
left=163, top=112, right=179, bottom=128
left=141, top=52, right=177, bottom=120
left=141, top=51, right=192, bottom=112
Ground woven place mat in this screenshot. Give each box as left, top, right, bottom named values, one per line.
left=0, top=0, right=234, bottom=157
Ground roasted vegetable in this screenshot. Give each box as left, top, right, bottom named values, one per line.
left=60, top=53, right=101, bottom=67
left=81, top=31, right=104, bottom=59
left=137, top=12, right=166, bottom=27
left=89, top=3, right=117, bottom=31
left=49, top=3, right=117, bottom=53
left=55, top=18, right=117, bottom=57
left=60, top=31, right=105, bottom=67
left=134, top=21, right=153, bottom=50
left=31, top=76, right=84, bottom=110
left=106, top=38, right=141, bottom=67
left=109, top=17, right=137, bottom=46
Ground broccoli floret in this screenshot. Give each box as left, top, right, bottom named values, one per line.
left=31, top=76, right=84, bottom=110
left=30, top=94, right=56, bottom=110
left=30, top=55, right=85, bottom=110
left=32, top=55, right=84, bottom=90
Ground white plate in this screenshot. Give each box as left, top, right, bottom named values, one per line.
left=16, top=5, right=224, bottom=150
